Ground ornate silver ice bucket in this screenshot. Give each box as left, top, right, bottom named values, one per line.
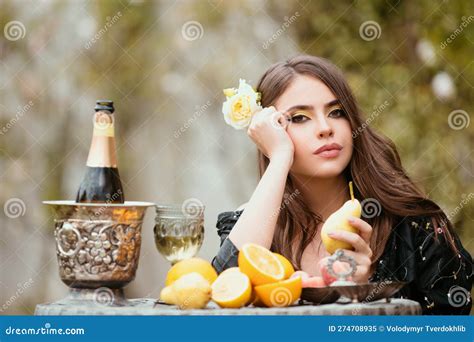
left=43, top=200, right=154, bottom=289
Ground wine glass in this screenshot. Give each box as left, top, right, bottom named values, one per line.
left=153, top=201, right=205, bottom=265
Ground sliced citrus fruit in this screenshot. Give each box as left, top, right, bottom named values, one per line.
left=254, top=276, right=302, bottom=307
left=274, top=253, right=295, bottom=279
left=220, top=267, right=241, bottom=275
left=238, top=243, right=284, bottom=286
left=211, top=270, right=252, bottom=308
left=221, top=267, right=255, bottom=305
left=165, top=258, right=217, bottom=286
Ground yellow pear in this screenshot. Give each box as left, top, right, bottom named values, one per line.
left=160, top=272, right=212, bottom=309
left=321, top=181, right=362, bottom=254
left=160, top=285, right=176, bottom=305
left=172, top=272, right=212, bottom=310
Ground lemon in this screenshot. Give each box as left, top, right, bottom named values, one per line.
left=165, top=258, right=217, bottom=286
left=220, top=267, right=256, bottom=306
left=238, top=243, right=284, bottom=286
left=254, top=277, right=302, bottom=307
left=220, top=267, right=241, bottom=275
left=273, top=253, right=295, bottom=279
left=211, top=270, right=252, bottom=308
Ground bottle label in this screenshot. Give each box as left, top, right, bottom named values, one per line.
left=93, top=125, right=115, bottom=137
left=86, top=136, right=118, bottom=168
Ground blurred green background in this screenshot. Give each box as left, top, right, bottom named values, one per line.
left=0, top=0, right=472, bottom=314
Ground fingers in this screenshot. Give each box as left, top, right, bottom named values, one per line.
left=320, top=253, right=370, bottom=284
left=268, top=108, right=289, bottom=130
left=246, top=106, right=294, bottom=163
left=340, top=249, right=372, bottom=266
left=327, top=230, right=372, bottom=258
left=249, top=106, right=288, bottom=130
left=319, top=251, right=371, bottom=283
left=338, top=249, right=371, bottom=283
left=348, top=216, right=373, bottom=244
left=277, top=112, right=291, bottom=129
left=250, top=106, right=276, bottom=123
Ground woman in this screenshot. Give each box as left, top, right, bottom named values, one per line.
left=211, top=55, right=472, bottom=315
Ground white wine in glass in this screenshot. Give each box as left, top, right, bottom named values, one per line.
left=154, top=204, right=204, bottom=265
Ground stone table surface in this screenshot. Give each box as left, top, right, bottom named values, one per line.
left=35, top=298, right=422, bottom=316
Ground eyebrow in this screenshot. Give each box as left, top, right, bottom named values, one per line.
left=284, top=99, right=341, bottom=113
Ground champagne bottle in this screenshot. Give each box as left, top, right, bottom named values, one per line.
left=76, top=100, right=125, bottom=203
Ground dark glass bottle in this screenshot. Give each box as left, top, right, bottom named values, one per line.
left=76, top=100, right=124, bottom=203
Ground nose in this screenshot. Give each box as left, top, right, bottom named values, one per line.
left=315, top=116, right=334, bottom=139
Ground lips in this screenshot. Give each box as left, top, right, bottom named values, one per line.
left=313, top=143, right=343, bottom=155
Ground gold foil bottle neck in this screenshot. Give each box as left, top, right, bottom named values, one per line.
left=92, top=111, right=115, bottom=137
left=86, top=112, right=117, bottom=168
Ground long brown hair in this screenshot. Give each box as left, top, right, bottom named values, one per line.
left=256, top=55, right=458, bottom=270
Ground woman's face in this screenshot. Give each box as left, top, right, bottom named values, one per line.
left=274, top=75, right=353, bottom=178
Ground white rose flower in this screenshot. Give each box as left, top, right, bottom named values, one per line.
left=222, top=79, right=262, bottom=130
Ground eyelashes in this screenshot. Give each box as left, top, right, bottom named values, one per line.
left=290, top=114, right=309, bottom=123
left=328, top=109, right=346, bottom=118
left=290, top=109, right=347, bottom=123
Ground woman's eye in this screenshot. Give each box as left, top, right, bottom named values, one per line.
left=328, top=109, right=346, bottom=118
left=291, top=114, right=309, bottom=123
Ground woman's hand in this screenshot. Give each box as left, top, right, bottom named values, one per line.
left=325, top=216, right=374, bottom=283
left=247, top=106, right=294, bottom=166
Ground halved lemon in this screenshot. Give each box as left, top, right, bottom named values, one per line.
left=218, top=267, right=256, bottom=305
left=220, top=267, right=241, bottom=275
left=211, top=270, right=252, bottom=308
left=273, top=253, right=295, bottom=279
left=238, top=243, right=284, bottom=286
left=254, top=276, right=302, bottom=307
